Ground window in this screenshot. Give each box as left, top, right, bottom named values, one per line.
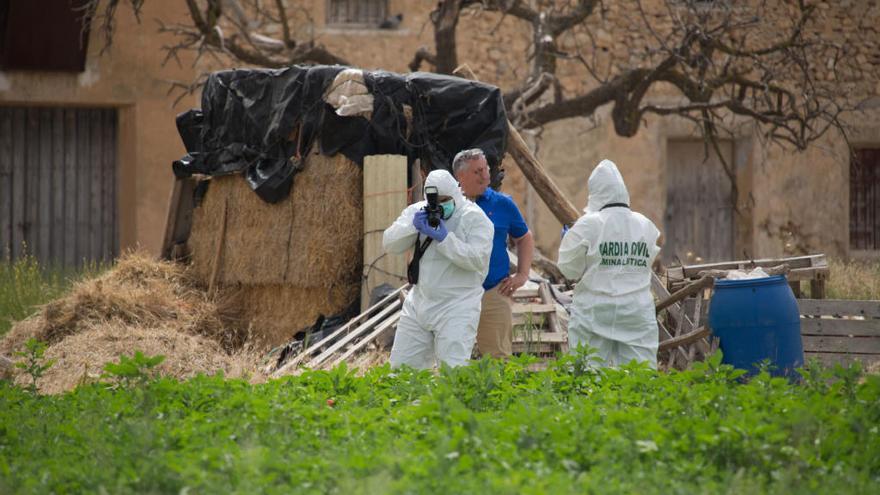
left=0, top=0, right=91, bottom=72
left=850, top=149, right=880, bottom=250
left=326, top=0, right=388, bottom=28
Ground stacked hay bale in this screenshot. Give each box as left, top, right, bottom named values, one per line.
left=187, top=151, right=363, bottom=347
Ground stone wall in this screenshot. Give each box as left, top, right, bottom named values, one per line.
left=1, top=0, right=878, bottom=261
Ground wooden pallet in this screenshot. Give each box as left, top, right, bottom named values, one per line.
left=510, top=282, right=568, bottom=357
left=653, top=273, right=717, bottom=370
left=666, top=254, right=829, bottom=299
left=271, top=284, right=407, bottom=375
left=798, top=299, right=880, bottom=369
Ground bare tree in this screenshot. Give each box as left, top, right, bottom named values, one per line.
left=87, top=0, right=871, bottom=155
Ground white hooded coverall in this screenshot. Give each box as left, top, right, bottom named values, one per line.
left=557, top=160, right=661, bottom=368
left=384, top=170, right=494, bottom=369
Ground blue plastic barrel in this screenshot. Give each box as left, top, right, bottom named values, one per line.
left=707, top=275, right=804, bottom=378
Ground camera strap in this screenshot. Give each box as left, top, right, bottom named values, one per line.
left=406, top=234, right=434, bottom=285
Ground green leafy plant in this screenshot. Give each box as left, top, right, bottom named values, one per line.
left=13, top=338, right=55, bottom=394
left=0, top=356, right=877, bottom=494
left=102, top=351, right=165, bottom=387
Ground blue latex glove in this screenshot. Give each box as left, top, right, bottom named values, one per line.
left=413, top=210, right=448, bottom=242
left=561, top=224, right=570, bottom=239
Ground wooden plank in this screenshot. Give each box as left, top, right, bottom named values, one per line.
left=101, top=109, right=117, bottom=261
left=656, top=276, right=713, bottom=314
left=24, top=108, right=40, bottom=258
left=664, top=139, right=734, bottom=264
left=804, top=352, right=880, bottom=368
left=798, top=299, right=880, bottom=318
left=802, top=335, right=880, bottom=354
left=679, top=254, right=825, bottom=278
left=512, top=332, right=568, bottom=343
left=512, top=342, right=559, bottom=354
left=50, top=108, right=65, bottom=263
left=160, top=177, right=197, bottom=259
left=63, top=109, right=78, bottom=268
left=512, top=312, right=550, bottom=327
left=0, top=108, right=12, bottom=257
left=669, top=265, right=829, bottom=292
left=89, top=109, right=103, bottom=261
left=511, top=302, right=557, bottom=315
left=658, top=326, right=710, bottom=352
left=272, top=286, right=407, bottom=375
left=76, top=109, right=91, bottom=267
left=307, top=299, right=403, bottom=368
left=361, top=155, right=408, bottom=311
left=326, top=310, right=401, bottom=368
left=810, top=279, right=826, bottom=300
left=800, top=318, right=880, bottom=337
left=513, top=287, right=540, bottom=299
left=38, top=108, right=52, bottom=263
left=11, top=108, right=26, bottom=259
left=538, top=282, right=566, bottom=351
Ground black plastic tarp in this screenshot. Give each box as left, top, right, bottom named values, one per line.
left=173, top=65, right=509, bottom=203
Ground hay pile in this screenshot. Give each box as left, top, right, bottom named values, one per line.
left=188, top=151, right=363, bottom=346
left=0, top=253, right=263, bottom=394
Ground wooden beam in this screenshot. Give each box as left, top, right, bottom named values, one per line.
left=798, top=299, right=880, bottom=318
left=655, top=276, right=714, bottom=314
left=658, top=326, right=711, bottom=352
left=452, top=64, right=580, bottom=226
left=161, top=177, right=197, bottom=260
left=512, top=332, right=568, bottom=343
left=800, top=319, right=880, bottom=338
left=804, top=352, right=880, bottom=368
left=362, top=155, right=408, bottom=311
left=511, top=302, right=557, bottom=314
left=802, top=335, right=880, bottom=354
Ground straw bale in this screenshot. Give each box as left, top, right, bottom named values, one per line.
left=224, top=283, right=358, bottom=348
left=188, top=151, right=364, bottom=288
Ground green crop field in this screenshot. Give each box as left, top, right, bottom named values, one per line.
left=1, top=351, right=878, bottom=494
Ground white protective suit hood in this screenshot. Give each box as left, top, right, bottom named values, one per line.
left=558, top=158, right=660, bottom=369
left=382, top=169, right=494, bottom=369
left=585, top=159, right=631, bottom=214
left=424, top=169, right=465, bottom=213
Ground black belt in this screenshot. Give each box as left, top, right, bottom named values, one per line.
left=601, top=202, right=630, bottom=211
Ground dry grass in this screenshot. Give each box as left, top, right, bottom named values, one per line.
left=827, top=258, right=880, bottom=300
left=0, top=252, right=263, bottom=393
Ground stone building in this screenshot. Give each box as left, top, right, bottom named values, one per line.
left=1, top=0, right=878, bottom=267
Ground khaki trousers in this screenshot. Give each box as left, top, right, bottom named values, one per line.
left=475, top=286, right=513, bottom=358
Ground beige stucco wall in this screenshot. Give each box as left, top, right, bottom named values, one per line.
left=1, top=0, right=877, bottom=262
left=0, top=0, right=201, bottom=254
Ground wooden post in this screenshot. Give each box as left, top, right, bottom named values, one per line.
left=160, top=177, right=197, bottom=260
left=789, top=281, right=802, bottom=299
left=362, top=155, right=408, bottom=311
left=452, top=64, right=580, bottom=226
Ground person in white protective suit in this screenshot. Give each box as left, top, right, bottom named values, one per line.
left=383, top=169, right=494, bottom=369
left=557, top=159, right=661, bottom=368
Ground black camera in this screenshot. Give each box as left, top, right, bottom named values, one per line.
left=423, top=185, right=443, bottom=228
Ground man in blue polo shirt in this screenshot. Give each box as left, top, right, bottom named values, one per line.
left=452, top=149, right=534, bottom=358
